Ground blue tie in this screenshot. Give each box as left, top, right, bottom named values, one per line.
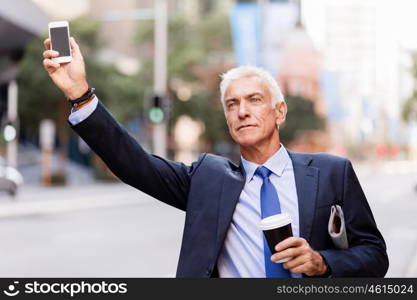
left=255, top=166, right=291, bottom=278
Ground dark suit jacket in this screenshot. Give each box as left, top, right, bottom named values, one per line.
left=71, top=102, right=388, bottom=277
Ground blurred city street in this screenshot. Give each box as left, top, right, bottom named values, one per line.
left=0, top=160, right=416, bottom=277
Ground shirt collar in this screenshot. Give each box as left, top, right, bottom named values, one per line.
left=241, top=144, right=290, bottom=184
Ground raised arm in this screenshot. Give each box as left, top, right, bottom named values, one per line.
left=42, top=37, right=196, bottom=210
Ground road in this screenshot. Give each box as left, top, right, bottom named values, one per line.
left=355, top=161, right=417, bottom=277
left=0, top=160, right=416, bottom=277
left=0, top=184, right=185, bottom=277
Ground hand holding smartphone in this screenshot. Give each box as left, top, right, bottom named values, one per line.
left=43, top=22, right=89, bottom=99
left=48, top=21, right=72, bottom=63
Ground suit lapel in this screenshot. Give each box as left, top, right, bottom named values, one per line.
left=214, top=164, right=246, bottom=258
left=288, top=151, right=319, bottom=242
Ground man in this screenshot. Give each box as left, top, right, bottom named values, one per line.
left=42, top=37, right=388, bottom=278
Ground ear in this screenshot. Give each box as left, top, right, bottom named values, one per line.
left=274, top=101, right=287, bottom=127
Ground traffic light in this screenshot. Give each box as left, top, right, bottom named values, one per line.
left=3, top=122, right=17, bottom=142
left=149, top=95, right=165, bottom=123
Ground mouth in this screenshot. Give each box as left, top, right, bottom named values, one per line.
left=237, top=124, right=256, bottom=131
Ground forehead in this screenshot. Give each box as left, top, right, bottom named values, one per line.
left=225, top=75, right=270, bottom=99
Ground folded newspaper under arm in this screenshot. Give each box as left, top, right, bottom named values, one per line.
left=328, top=204, right=349, bottom=249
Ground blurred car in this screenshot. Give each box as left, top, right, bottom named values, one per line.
left=0, top=157, right=23, bottom=197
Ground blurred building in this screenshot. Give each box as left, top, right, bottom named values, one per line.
left=276, top=21, right=329, bottom=153
left=302, top=0, right=377, bottom=151
left=0, top=0, right=48, bottom=159
left=278, top=22, right=325, bottom=117
left=301, top=0, right=413, bottom=159
left=0, top=0, right=48, bottom=110
left=230, top=0, right=324, bottom=109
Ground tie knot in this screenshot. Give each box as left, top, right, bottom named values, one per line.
left=255, top=166, right=272, bottom=180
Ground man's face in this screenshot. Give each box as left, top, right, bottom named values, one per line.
left=224, top=75, right=286, bottom=148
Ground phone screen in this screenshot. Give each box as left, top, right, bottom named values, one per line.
left=50, top=27, right=70, bottom=56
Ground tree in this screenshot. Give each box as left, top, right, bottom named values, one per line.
left=280, top=95, right=326, bottom=145
left=402, top=53, right=417, bottom=122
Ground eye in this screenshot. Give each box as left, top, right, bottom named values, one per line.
left=251, top=97, right=261, bottom=102
left=226, top=101, right=237, bottom=109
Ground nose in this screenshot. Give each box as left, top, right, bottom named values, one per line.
left=238, top=101, right=250, bottom=119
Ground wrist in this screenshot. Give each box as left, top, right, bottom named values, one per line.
left=68, top=87, right=95, bottom=109
left=65, top=82, right=89, bottom=100
left=73, top=94, right=95, bottom=111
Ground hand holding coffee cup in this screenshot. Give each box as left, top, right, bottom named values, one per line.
left=260, top=213, right=293, bottom=263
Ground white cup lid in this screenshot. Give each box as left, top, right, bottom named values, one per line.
left=260, top=213, right=291, bottom=231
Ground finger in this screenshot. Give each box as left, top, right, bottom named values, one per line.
left=289, top=262, right=310, bottom=275
left=271, top=246, right=302, bottom=263
left=275, top=237, right=305, bottom=252
left=70, top=37, right=83, bottom=59
left=43, top=50, right=59, bottom=59
left=43, top=58, right=60, bottom=73
left=43, top=38, right=51, bottom=50
left=283, top=253, right=309, bottom=270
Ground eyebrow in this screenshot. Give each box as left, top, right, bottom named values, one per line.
left=245, top=92, right=263, bottom=99
left=225, top=92, right=264, bottom=103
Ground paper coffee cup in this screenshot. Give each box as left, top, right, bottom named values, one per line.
left=260, top=213, right=293, bottom=263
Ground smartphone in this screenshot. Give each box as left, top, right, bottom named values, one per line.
left=48, top=21, right=72, bottom=63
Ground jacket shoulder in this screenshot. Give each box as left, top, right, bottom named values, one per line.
left=289, top=150, right=349, bottom=167
left=193, top=153, right=240, bottom=174
left=310, top=152, right=349, bottom=165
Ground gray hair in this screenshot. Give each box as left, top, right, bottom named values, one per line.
left=219, top=65, right=285, bottom=109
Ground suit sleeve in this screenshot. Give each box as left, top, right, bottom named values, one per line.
left=318, top=160, right=389, bottom=277
left=70, top=101, right=199, bottom=211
